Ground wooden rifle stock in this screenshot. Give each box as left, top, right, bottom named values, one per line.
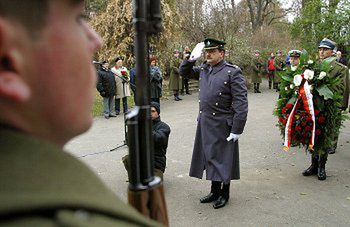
left=128, top=183, right=169, bottom=226
left=126, top=0, right=168, bottom=225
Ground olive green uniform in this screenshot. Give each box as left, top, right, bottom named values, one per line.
left=0, top=127, right=162, bottom=227
left=321, top=57, right=350, bottom=154
left=252, top=57, right=263, bottom=83
left=274, top=57, right=285, bottom=90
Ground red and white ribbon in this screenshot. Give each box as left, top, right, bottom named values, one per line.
left=283, top=78, right=315, bottom=151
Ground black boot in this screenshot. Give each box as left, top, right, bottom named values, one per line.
left=256, top=83, right=261, bottom=93
left=213, top=183, right=229, bottom=209
left=200, top=181, right=220, bottom=203
left=302, top=155, right=318, bottom=176
left=253, top=83, right=257, bottom=93
left=318, top=156, right=327, bottom=181
left=268, top=81, right=272, bottom=89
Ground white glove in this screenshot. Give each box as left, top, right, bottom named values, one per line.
left=226, top=133, right=240, bottom=142
left=189, top=42, right=205, bottom=62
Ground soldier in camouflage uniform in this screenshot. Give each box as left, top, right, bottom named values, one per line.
left=252, top=50, right=263, bottom=93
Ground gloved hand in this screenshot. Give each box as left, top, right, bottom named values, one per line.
left=189, top=42, right=205, bottom=62
left=226, top=133, right=240, bottom=142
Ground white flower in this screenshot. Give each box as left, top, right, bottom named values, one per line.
left=318, top=71, right=327, bottom=80
left=307, top=60, right=314, bottom=64
left=290, top=84, right=294, bottom=89
left=304, top=69, right=314, bottom=80
left=291, top=65, right=298, bottom=71
left=293, top=74, right=302, bottom=86
left=285, top=87, right=288, bottom=91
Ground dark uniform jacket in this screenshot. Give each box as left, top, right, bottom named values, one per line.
left=96, top=68, right=116, bottom=98
left=179, top=59, right=248, bottom=183
left=152, top=117, right=171, bottom=172
left=0, top=127, right=161, bottom=227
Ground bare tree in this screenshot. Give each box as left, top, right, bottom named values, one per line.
left=246, top=0, right=286, bottom=32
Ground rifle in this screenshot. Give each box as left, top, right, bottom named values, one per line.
left=126, top=0, right=168, bottom=225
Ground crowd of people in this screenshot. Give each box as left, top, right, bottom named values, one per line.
left=95, top=48, right=195, bottom=119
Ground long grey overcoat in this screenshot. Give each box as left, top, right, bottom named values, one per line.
left=180, top=59, right=248, bottom=183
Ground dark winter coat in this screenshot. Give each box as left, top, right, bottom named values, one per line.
left=152, top=117, right=171, bottom=172
left=150, top=66, right=163, bottom=99
left=180, top=59, right=248, bottom=183
left=96, top=68, right=116, bottom=97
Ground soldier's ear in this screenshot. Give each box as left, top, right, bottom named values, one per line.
left=0, top=18, right=30, bottom=102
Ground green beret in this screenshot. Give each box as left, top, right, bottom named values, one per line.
left=203, top=38, right=226, bottom=50
left=288, top=50, right=301, bottom=57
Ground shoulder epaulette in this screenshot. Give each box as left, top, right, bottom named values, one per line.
left=226, top=62, right=241, bottom=70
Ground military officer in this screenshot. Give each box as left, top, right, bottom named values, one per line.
left=303, top=38, right=349, bottom=180
left=288, top=50, right=302, bottom=71
left=252, top=50, right=263, bottom=93
left=274, top=50, right=286, bottom=92
left=0, top=1, right=161, bottom=226
left=179, top=38, right=248, bottom=209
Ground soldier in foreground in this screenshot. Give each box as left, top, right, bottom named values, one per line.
left=180, top=38, right=248, bottom=209
left=0, top=0, right=161, bottom=226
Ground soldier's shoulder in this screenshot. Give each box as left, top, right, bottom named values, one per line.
left=225, top=62, right=242, bottom=73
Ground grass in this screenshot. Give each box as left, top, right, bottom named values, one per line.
left=92, top=91, right=136, bottom=117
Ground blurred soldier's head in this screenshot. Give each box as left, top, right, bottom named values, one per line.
left=0, top=0, right=102, bottom=146
left=318, top=38, right=336, bottom=60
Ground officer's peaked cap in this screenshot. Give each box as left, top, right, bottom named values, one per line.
left=288, top=50, right=301, bottom=57
left=318, top=38, right=336, bottom=50
left=203, top=38, right=226, bottom=50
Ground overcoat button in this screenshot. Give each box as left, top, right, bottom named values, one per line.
left=219, top=92, right=222, bottom=95
left=199, top=89, right=201, bottom=91
left=200, top=111, right=202, bottom=114
left=213, top=113, right=216, bottom=116
left=228, top=70, right=231, bottom=73
left=224, top=82, right=227, bottom=85
left=216, top=103, right=218, bottom=106
left=199, top=100, right=201, bottom=103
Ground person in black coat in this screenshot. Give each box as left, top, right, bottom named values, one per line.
left=96, top=61, right=117, bottom=119
left=122, top=102, right=171, bottom=181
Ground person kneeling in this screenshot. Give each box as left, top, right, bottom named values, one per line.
left=122, top=102, right=171, bottom=181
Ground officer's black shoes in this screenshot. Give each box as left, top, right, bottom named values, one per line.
left=213, top=196, right=229, bottom=209
left=256, top=90, right=261, bottom=93
left=318, top=167, right=326, bottom=180
left=326, top=147, right=336, bottom=154
left=199, top=193, right=219, bottom=203
left=302, top=156, right=318, bottom=176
